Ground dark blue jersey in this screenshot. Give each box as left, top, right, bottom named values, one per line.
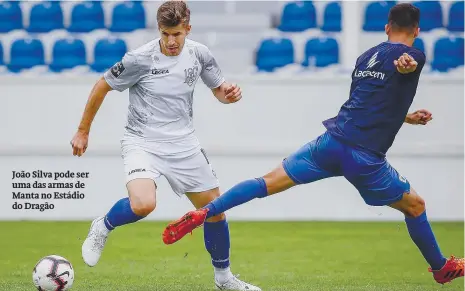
left=323, top=41, right=426, bottom=156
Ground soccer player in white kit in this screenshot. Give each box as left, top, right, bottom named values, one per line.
left=70, top=1, right=261, bottom=290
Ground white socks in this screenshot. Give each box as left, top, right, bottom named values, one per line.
left=97, top=218, right=111, bottom=235
left=214, top=266, right=234, bottom=284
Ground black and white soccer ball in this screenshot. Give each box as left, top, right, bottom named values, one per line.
left=32, top=255, right=74, bottom=291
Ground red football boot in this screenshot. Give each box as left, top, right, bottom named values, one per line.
left=162, top=208, right=209, bottom=245
left=429, top=255, right=464, bottom=284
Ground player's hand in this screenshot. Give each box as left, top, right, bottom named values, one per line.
left=70, top=130, right=89, bottom=157
left=394, top=53, right=418, bottom=74
left=405, top=109, right=433, bottom=125
left=224, top=83, right=242, bottom=103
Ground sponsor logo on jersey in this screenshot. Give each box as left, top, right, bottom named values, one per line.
left=353, top=69, right=385, bottom=80
left=367, top=52, right=380, bottom=68
left=353, top=51, right=385, bottom=80
left=151, top=68, right=169, bottom=75
left=128, top=168, right=146, bottom=175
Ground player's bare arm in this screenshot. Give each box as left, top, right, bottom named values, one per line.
left=394, top=53, right=418, bottom=74
left=70, top=77, right=112, bottom=157
left=212, top=82, right=242, bottom=104
left=405, top=109, right=433, bottom=125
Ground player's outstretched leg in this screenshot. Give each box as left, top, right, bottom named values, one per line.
left=163, top=133, right=340, bottom=244
left=82, top=179, right=155, bottom=266
left=163, top=165, right=296, bottom=245
left=390, top=189, right=464, bottom=284
left=182, top=188, right=261, bottom=291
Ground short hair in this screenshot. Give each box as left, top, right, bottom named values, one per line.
left=388, top=3, right=420, bottom=32
left=157, top=0, right=191, bottom=28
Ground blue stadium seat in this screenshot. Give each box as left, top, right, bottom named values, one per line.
left=413, top=37, right=425, bottom=55
left=278, top=1, right=317, bottom=32
left=431, top=37, right=464, bottom=72
left=27, top=1, right=64, bottom=33
left=8, top=38, right=45, bottom=73
left=363, top=1, right=396, bottom=32
left=0, top=1, right=22, bottom=33
left=0, top=42, right=3, bottom=66
left=413, top=1, right=443, bottom=31
left=90, top=38, right=127, bottom=72
left=68, top=2, right=105, bottom=33
left=109, top=2, right=146, bottom=32
left=255, top=38, right=294, bottom=72
left=321, top=2, right=341, bottom=32
left=49, top=38, right=87, bottom=72
left=302, top=37, right=339, bottom=67
left=447, top=1, right=464, bottom=32
left=4, top=1, right=20, bottom=6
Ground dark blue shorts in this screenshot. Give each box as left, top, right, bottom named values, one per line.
left=282, top=131, right=410, bottom=206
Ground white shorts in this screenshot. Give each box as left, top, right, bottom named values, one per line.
left=120, top=135, right=219, bottom=196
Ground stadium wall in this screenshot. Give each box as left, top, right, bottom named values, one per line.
left=1, top=75, right=463, bottom=221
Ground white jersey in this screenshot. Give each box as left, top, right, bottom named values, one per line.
left=104, top=38, right=225, bottom=142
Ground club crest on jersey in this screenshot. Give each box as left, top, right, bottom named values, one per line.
left=184, top=66, right=199, bottom=86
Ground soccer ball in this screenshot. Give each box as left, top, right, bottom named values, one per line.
left=32, top=255, right=74, bottom=291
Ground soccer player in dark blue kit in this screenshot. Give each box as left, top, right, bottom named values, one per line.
left=162, top=3, right=464, bottom=285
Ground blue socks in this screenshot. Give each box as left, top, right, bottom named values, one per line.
left=204, top=178, right=268, bottom=219
left=104, top=198, right=145, bottom=231
left=405, top=211, right=446, bottom=270
left=204, top=220, right=231, bottom=269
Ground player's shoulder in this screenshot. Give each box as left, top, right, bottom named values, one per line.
left=387, top=42, right=426, bottom=67
left=185, top=38, right=209, bottom=51
left=185, top=38, right=213, bottom=62
left=406, top=46, right=426, bottom=63
left=407, top=45, right=425, bottom=56
left=360, top=42, right=425, bottom=63
left=356, top=45, right=379, bottom=66
left=123, top=39, right=160, bottom=68
left=131, top=38, right=160, bottom=56
left=382, top=42, right=425, bottom=59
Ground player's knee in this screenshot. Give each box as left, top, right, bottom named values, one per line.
left=406, top=195, right=425, bottom=218
left=206, top=212, right=226, bottom=223
left=130, top=196, right=156, bottom=216
left=263, top=166, right=295, bottom=195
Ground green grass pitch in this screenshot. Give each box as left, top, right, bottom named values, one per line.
left=0, top=221, right=463, bottom=291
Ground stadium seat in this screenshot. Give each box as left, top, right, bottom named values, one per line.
left=447, top=1, right=464, bottom=32
left=255, top=38, right=294, bottom=72
left=109, top=2, right=146, bottom=32
left=4, top=1, right=20, bottom=6
left=278, top=1, right=317, bottom=32
left=302, top=37, right=339, bottom=67
left=49, top=38, right=87, bottom=72
left=0, top=42, right=3, bottom=66
left=27, top=1, right=64, bottom=33
left=321, top=2, right=341, bottom=32
left=413, top=1, right=443, bottom=31
left=363, top=1, right=396, bottom=31
left=90, top=38, right=127, bottom=72
left=431, top=36, right=464, bottom=72
left=68, top=2, right=105, bottom=33
left=413, top=37, right=425, bottom=54
left=8, top=38, right=45, bottom=73
left=0, top=1, right=22, bottom=33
